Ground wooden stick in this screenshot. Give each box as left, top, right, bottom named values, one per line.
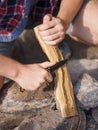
left=34, top=27, right=78, bottom=118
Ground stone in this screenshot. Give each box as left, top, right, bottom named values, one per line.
left=92, top=107, right=98, bottom=124
left=0, top=81, right=55, bottom=114
left=67, top=59, right=98, bottom=83
left=12, top=108, right=86, bottom=130
left=86, top=113, right=98, bottom=130
left=13, top=118, right=41, bottom=130
left=0, top=112, right=31, bottom=130
left=12, top=108, right=62, bottom=130
left=74, top=73, right=98, bottom=110
left=54, top=109, right=86, bottom=130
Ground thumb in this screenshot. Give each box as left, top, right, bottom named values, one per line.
left=40, top=61, right=55, bottom=69
left=43, top=14, right=53, bottom=24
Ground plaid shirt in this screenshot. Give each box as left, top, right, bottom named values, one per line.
left=0, top=0, right=59, bottom=42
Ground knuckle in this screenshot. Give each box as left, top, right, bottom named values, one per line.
left=59, top=26, right=65, bottom=31
left=45, top=23, right=50, bottom=28
left=56, top=18, right=61, bottom=23
left=60, top=34, right=64, bottom=40
left=60, top=32, right=65, bottom=37
left=37, top=82, right=42, bottom=88
left=40, top=79, right=45, bottom=84
left=49, top=36, right=54, bottom=40
left=61, top=37, right=64, bottom=41
left=49, top=77, right=53, bottom=82
left=60, top=36, right=64, bottom=41
left=47, top=31, right=51, bottom=36
left=42, top=70, right=48, bottom=76
left=48, top=30, right=53, bottom=35
left=52, top=41, right=57, bottom=45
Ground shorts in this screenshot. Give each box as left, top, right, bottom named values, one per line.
left=0, top=41, right=14, bottom=57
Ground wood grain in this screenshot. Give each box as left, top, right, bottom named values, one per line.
left=34, top=27, right=78, bottom=118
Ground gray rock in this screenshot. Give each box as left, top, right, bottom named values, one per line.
left=54, top=109, right=86, bottom=130
left=67, top=59, right=98, bottom=83
left=92, top=107, right=98, bottom=124
left=0, top=112, right=31, bottom=130
left=13, top=118, right=41, bottom=130
left=13, top=108, right=86, bottom=130
left=13, top=108, right=62, bottom=130
left=0, top=82, right=54, bottom=114
left=86, top=114, right=98, bottom=130
left=74, top=73, right=98, bottom=110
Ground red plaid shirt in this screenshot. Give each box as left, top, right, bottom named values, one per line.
left=0, top=0, right=60, bottom=42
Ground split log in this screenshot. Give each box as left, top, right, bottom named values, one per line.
left=34, top=27, right=78, bottom=118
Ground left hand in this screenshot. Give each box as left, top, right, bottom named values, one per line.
left=37, top=14, right=66, bottom=45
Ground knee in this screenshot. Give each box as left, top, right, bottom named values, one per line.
left=87, top=27, right=98, bottom=46
left=71, top=29, right=98, bottom=46
left=71, top=18, right=98, bottom=46
left=91, top=38, right=98, bottom=46
left=71, top=0, right=98, bottom=46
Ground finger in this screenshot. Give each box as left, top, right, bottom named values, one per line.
left=44, top=37, right=64, bottom=45
left=38, top=21, right=56, bottom=31
left=45, top=69, right=53, bottom=82
left=38, top=17, right=60, bottom=31
left=39, top=27, right=57, bottom=37
left=45, top=72, right=53, bottom=82
left=41, top=80, right=50, bottom=88
left=39, top=22, right=65, bottom=37
left=41, top=32, right=65, bottom=41
left=40, top=61, right=55, bottom=68
left=38, top=75, right=52, bottom=85
left=43, top=14, right=53, bottom=23
left=38, top=18, right=64, bottom=32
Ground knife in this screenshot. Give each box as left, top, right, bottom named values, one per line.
left=47, top=59, right=67, bottom=73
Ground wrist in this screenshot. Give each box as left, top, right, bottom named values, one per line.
left=0, top=55, right=25, bottom=83
left=57, top=15, right=71, bottom=31
left=11, top=63, right=25, bottom=82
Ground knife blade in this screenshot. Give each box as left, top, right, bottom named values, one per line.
left=47, top=59, right=67, bottom=73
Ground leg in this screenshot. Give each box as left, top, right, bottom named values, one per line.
left=71, top=0, right=98, bottom=45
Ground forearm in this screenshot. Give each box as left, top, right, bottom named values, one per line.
left=0, top=55, right=23, bottom=80
left=57, top=0, right=84, bottom=29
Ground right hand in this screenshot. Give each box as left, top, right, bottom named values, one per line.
left=15, top=61, right=55, bottom=91
left=37, top=14, right=66, bottom=45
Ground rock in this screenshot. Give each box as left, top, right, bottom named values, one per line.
left=74, top=73, right=98, bottom=110
left=13, top=118, right=41, bottom=130
left=0, top=81, right=55, bottom=114
left=54, top=109, right=86, bottom=130
left=92, top=107, right=98, bottom=124
left=12, top=108, right=86, bottom=130
left=86, top=113, right=98, bottom=130
left=0, top=112, right=31, bottom=130
left=13, top=108, right=62, bottom=130
left=67, top=59, right=98, bottom=83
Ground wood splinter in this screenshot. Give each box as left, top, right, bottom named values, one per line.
left=34, top=27, right=78, bottom=118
